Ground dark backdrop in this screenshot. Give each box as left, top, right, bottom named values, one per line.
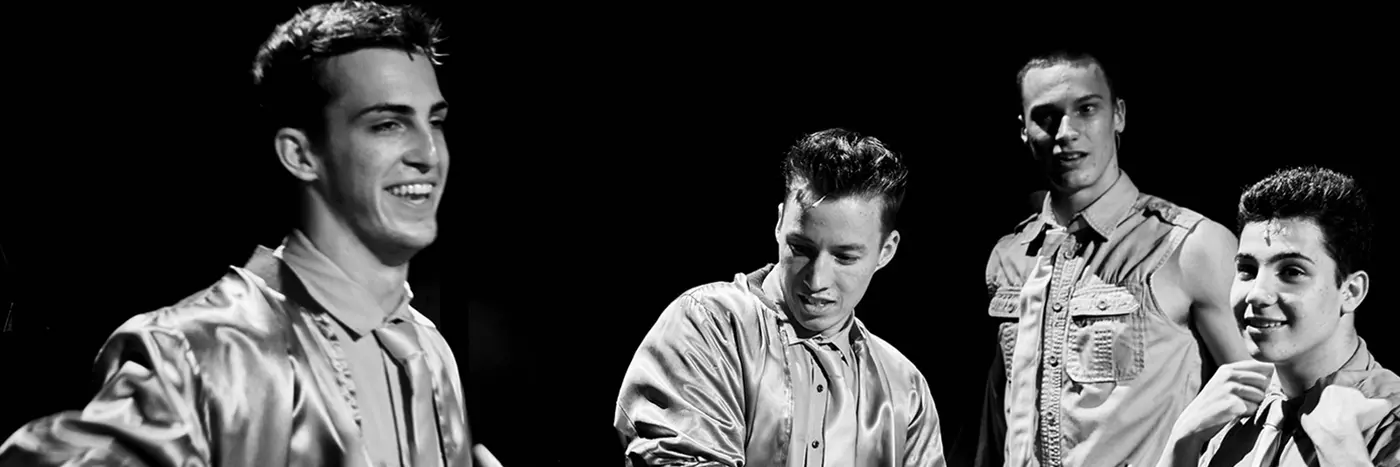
left=0, top=7, right=1392, bottom=467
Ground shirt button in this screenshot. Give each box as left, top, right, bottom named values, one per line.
left=1048, top=354, right=1060, bottom=367
left=817, top=384, right=824, bottom=393
left=812, top=441, right=820, bottom=449
left=1097, top=300, right=1109, bottom=310
left=1052, top=303, right=1063, bottom=313
left=1062, top=248, right=1074, bottom=259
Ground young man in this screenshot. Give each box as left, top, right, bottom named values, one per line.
left=614, top=128, right=945, bottom=466
left=1159, top=166, right=1400, bottom=467
left=977, top=51, right=1252, bottom=467
left=0, top=2, right=494, bottom=466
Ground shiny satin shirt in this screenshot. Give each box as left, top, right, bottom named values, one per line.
left=0, top=236, right=472, bottom=467
left=1196, top=338, right=1400, bottom=466
left=980, top=173, right=1209, bottom=467
left=614, top=265, right=946, bottom=466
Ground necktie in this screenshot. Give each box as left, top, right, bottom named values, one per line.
left=376, top=320, right=444, bottom=467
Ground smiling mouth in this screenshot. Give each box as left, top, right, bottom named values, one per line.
left=1244, top=317, right=1288, bottom=329
left=386, top=183, right=433, bottom=204
left=1057, top=151, right=1088, bottom=162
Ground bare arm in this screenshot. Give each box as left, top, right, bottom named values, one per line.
left=1180, top=220, right=1251, bottom=366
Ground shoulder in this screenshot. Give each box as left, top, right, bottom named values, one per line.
left=1137, top=194, right=1210, bottom=229
left=664, top=274, right=768, bottom=328
left=1179, top=217, right=1238, bottom=265
left=859, top=327, right=930, bottom=390
left=107, top=265, right=292, bottom=366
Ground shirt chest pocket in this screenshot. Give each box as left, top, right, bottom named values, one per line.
left=987, top=287, right=1020, bottom=382
left=1063, top=285, right=1146, bottom=384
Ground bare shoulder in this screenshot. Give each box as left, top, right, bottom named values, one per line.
left=1181, top=218, right=1239, bottom=263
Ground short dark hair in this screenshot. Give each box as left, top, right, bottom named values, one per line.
left=1238, top=166, right=1372, bottom=287
left=251, top=1, right=445, bottom=141
left=1017, top=50, right=1119, bottom=107
left=781, top=128, right=909, bottom=238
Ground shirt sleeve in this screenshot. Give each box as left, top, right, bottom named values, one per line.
left=0, top=314, right=212, bottom=466
left=904, top=370, right=947, bottom=467
left=615, top=294, right=746, bottom=467
left=1370, top=413, right=1400, bottom=467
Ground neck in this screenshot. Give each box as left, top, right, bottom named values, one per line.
left=1276, top=324, right=1360, bottom=398
left=301, top=193, right=412, bottom=314
left=1050, top=165, right=1121, bottom=226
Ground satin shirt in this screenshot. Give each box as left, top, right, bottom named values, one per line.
left=615, top=265, right=946, bottom=466
left=1196, top=338, right=1400, bottom=466
left=0, top=240, right=472, bottom=467
left=980, top=172, right=1212, bottom=467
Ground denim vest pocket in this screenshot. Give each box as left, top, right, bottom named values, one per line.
left=1064, top=285, right=1146, bottom=383
left=988, top=287, right=1020, bottom=381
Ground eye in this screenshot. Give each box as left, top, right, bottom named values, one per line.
left=1077, top=103, right=1098, bottom=115
left=430, top=117, right=447, bottom=130
left=1281, top=266, right=1307, bottom=278
left=1235, top=263, right=1257, bottom=280
left=836, top=254, right=859, bottom=265
left=372, top=120, right=404, bottom=133
left=787, top=242, right=814, bottom=257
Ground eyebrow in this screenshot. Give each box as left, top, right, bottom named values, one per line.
left=353, top=100, right=450, bottom=120
left=1235, top=251, right=1315, bottom=264
left=784, top=234, right=867, bottom=253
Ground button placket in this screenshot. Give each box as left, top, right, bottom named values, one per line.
left=1037, top=238, right=1084, bottom=467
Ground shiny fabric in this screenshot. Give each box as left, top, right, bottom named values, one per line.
left=615, top=265, right=945, bottom=466
left=1196, top=338, right=1400, bottom=466
left=284, top=229, right=413, bottom=466
left=980, top=172, right=1210, bottom=467
left=0, top=241, right=471, bottom=467
left=375, top=320, right=444, bottom=467
left=789, top=318, right=856, bottom=467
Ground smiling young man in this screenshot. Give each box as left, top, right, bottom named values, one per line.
left=976, top=50, right=1252, bottom=467
left=0, top=2, right=494, bottom=466
left=1157, top=166, right=1400, bottom=467
left=614, top=128, right=945, bottom=466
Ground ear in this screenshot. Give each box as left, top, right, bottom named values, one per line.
left=1113, top=98, right=1127, bottom=133
left=275, top=128, right=323, bottom=183
left=773, top=202, right=785, bottom=235
left=1340, top=270, right=1369, bottom=314
left=1018, top=114, right=1028, bottom=143
left=875, top=230, right=901, bottom=272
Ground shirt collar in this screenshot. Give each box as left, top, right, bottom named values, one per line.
left=278, top=229, right=414, bottom=339
left=748, top=264, right=863, bottom=353
left=1025, top=170, right=1140, bottom=242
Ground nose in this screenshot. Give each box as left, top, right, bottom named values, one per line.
left=803, top=254, right=834, bottom=292
left=1055, top=114, right=1080, bottom=143
left=1244, top=276, right=1277, bottom=310
left=403, top=123, right=443, bottom=174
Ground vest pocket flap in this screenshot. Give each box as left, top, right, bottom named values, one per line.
left=1068, top=288, right=1140, bottom=317
left=988, top=288, right=1020, bottom=319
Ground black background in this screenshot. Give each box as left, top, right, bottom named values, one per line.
left=0, top=6, right=1394, bottom=467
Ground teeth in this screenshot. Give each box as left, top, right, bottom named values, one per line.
left=388, top=183, right=432, bottom=197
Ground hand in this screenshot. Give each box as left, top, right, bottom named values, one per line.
left=474, top=444, right=504, bottom=467
left=1171, top=360, right=1275, bottom=440
left=1300, top=384, right=1391, bottom=446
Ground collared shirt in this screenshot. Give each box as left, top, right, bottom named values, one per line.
left=1197, top=338, right=1400, bottom=466
left=757, top=270, right=860, bottom=467
left=980, top=171, right=1211, bottom=467
left=282, top=230, right=418, bottom=467
left=615, top=264, right=946, bottom=467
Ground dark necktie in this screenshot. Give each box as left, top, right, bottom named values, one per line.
left=376, top=320, right=444, bottom=467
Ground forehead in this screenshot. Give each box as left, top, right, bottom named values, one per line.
left=1238, top=218, right=1330, bottom=258
left=782, top=192, right=885, bottom=232
left=320, top=47, right=442, bottom=107
left=1020, top=63, right=1110, bottom=109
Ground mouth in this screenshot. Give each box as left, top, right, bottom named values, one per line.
left=1243, top=316, right=1288, bottom=331
left=1055, top=151, right=1089, bottom=163
left=385, top=182, right=435, bottom=205
left=797, top=293, right=836, bottom=309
